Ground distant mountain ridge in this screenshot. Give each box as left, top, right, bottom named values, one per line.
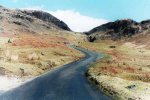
left=0, top=5, right=71, bottom=36
left=22, top=10, right=71, bottom=31
left=86, top=19, right=150, bottom=42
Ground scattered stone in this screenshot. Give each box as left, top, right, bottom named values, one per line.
left=109, top=46, right=116, bottom=48
left=126, top=85, right=136, bottom=89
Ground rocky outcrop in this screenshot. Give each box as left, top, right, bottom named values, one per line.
left=140, top=20, right=150, bottom=30
left=86, top=19, right=150, bottom=42
left=22, top=10, right=71, bottom=31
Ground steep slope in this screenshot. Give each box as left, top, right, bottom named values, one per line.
left=22, top=10, right=71, bottom=31
left=86, top=19, right=150, bottom=42
left=127, top=28, right=150, bottom=49
left=0, top=5, right=71, bottom=36
left=0, top=6, right=86, bottom=83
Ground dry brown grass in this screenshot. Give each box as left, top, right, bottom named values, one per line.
left=80, top=41, right=150, bottom=82
left=0, top=34, right=84, bottom=78
left=11, top=36, right=69, bottom=48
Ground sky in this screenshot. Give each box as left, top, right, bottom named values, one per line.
left=1, top=0, right=150, bottom=32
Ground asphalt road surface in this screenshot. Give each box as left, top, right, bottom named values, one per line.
left=0, top=47, right=111, bottom=100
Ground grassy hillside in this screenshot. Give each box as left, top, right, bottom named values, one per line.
left=0, top=6, right=87, bottom=79
left=80, top=40, right=150, bottom=99
left=0, top=33, right=85, bottom=78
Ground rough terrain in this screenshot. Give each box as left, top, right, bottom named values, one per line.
left=80, top=19, right=150, bottom=100
left=0, top=47, right=111, bottom=100
left=0, top=5, right=86, bottom=92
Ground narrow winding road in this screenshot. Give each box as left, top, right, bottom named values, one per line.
left=0, top=47, right=111, bottom=100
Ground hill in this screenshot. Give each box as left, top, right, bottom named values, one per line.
left=86, top=19, right=150, bottom=42
left=0, top=5, right=71, bottom=36
left=80, top=19, right=150, bottom=99
left=0, top=6, right=86, bottom=81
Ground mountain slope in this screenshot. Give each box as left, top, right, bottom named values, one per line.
left=80, top=19, right=150, bottom=100
left=0, top=6, right=86, bottom=82
left=0, top=5, right=71, bottom=36
left=86, top=19, right=150, bottom=42
left=22, top=10, right=71, bottom=31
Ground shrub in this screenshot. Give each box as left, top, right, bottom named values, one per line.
left=8, top=39, right=12, bottom=43
left=19, top=68, right=24, bottom=77
left=109, top=45, right=116, bottom=48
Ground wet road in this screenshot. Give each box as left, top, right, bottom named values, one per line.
left=0, top=47, right=111, bottom=100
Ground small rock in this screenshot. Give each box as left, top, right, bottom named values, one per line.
left=126, top=85, right=136, bottom=89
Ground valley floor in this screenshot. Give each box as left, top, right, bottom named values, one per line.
left=80, top=40, right=150, bottom=100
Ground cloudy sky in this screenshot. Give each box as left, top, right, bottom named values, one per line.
left=1, top=0, right=150, bottom=32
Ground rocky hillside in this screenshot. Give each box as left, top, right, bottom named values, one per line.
left=22, top=10, right=71, bottom=31
left=0, top=6, right=86, bottom=81
left=86, top=19, right=150, bottom=42
left=0, top=5, right=71, bottom=36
